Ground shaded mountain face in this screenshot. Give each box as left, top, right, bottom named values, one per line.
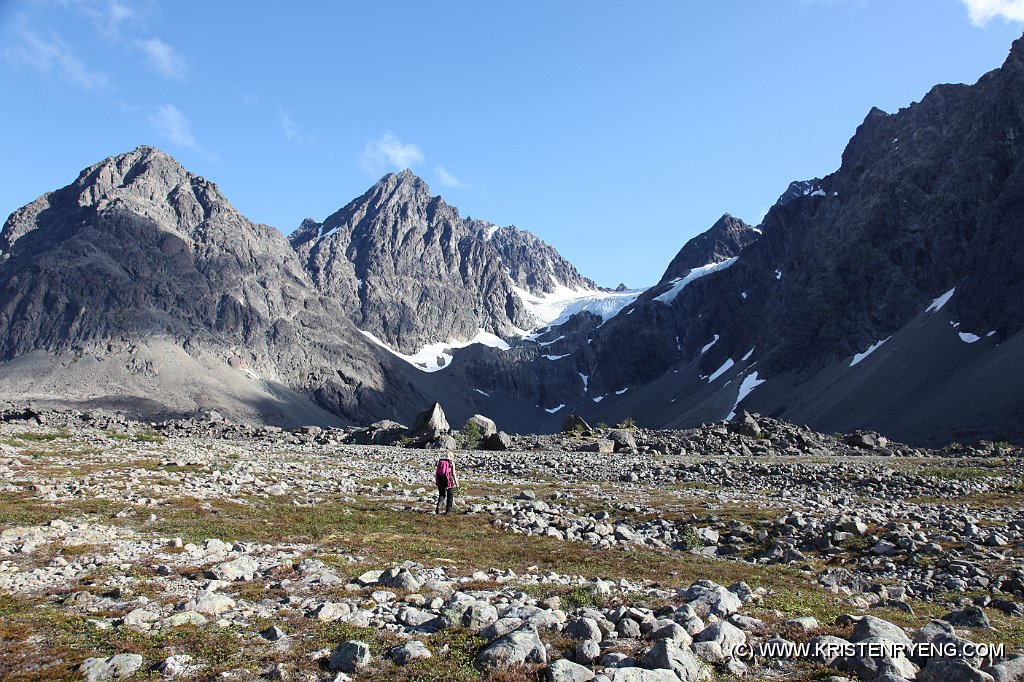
left=772, top=178, right=825, bottom=208
left=289, top=171, right=595, bottom=354
left=659, top=213, right=759, bottom=283
left=515, top=35, right=1024, bottom=444
left=0, top=147, right=429, bottom=425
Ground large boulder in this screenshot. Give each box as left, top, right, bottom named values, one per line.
left=605, top=668, right=681, bottom=682
left=79, top=654, right=144, bottom=681
left=984, top=656, right=1024, bottom=682
left=564, top=617, right=604, bottom=642
left=482, top=431, right=513, bottom=450
left=839, top=615, right=918, bottom=681
left=919, top=659, right=994, bottom=682
left=942, top=606, right=991, bottom=629
left=476, top=624, right=547, bottom=670
left=609, top=430, right=637, bottom=452
left=681, top=580, right=742, bottom=618
left=850, top=615, right=912, bottom=646
left=693, top=620, right=746, bottom=659
left=544, top=658, right=596, bottom=682
left=562, top=414, right=591, bottom=433
left=209, top=555, right=260, bottom=581
left=464, top=414, right=497, bottom=437
left=352, top=419, right=407, bottom=445
left=580, top=439, right=615, bottom=453
left=442, top=593, right=498, bottom=631
left=727, top=410, right=762, bottom=439
left=425, top=434, right=459, bottom=450
left=389, top=640, right=432, bottom=666
left=329, top=641, right=372, bottom=673
left=640, top=638, right=711, bottom=682
left=411, top=402, right=450, bottom=440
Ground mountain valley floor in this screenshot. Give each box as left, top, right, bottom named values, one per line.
left=0, top=410, right=1022, bottom=681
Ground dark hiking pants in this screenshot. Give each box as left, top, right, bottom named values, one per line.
left=435, top=477, right=453, bottom=514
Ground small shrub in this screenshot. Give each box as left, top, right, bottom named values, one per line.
left=561, top=585, right=600, bottom=610
left=459, top=421, right=482, bottom=450
left=678, top=526, right=702, bottom=550
left=616, top=417, right=636, bottom=430
left=595, top=422, right=609, bottom=430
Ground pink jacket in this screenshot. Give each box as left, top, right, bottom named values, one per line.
left=436, top=458, right=455, bottom=488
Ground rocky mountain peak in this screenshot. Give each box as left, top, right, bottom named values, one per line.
left=77, top=145, right=197, bottom=203
left=472, top=219, right=598, bottom=295
left=2, top=145, right=229, bottom=257
left=371, top=169, right=433, bottom=207
left=773, top=179, right=825, bottom=209
left=1007, top=33, right=1024, bottom=68
left=289, top=171, right=536, bottom=353
left=659, top=213, right=759, bottom=283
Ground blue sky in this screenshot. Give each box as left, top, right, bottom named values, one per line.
left=2, top=1, right=1023, bottom=288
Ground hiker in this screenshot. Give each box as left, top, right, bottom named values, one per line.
left=435, top=450, right=458, bottom=514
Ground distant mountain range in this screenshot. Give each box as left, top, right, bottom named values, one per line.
left=3, top=35, right=1024, bottom=445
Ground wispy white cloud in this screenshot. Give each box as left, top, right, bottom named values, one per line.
left=435, top=166, right=465, bottom=189
left=149, top=104, right=196, bottom=149
left=5, top=25, right=112, bottom=91
left=136, top=37, right=185, bottom=80
left=961, top=0, right=1024, bottom=25
left=281, top=113, right=299, bottom=140
left=360, top=132, right=424, bottom=177
left=277, top=110, right=316, bottom=144
left=61, top=0, right=141, bottom=39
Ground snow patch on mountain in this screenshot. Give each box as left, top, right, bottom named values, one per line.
left=359, top=328, right=510, bottom=373
left=850, top=337, right=891, bottom=367
left=707, top=358, right=735, bottom=382
left=512, top=280, right=647, bottom=332
left=654, top=257, right=737, bottom=305
left=726, top=372, right=766, bottom=420
left=700, top=335, right=719, bottom=355
left=926, top=288, right=956, bottom=313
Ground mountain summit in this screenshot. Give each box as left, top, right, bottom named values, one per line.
left=289, top=170, right=594, bottom=354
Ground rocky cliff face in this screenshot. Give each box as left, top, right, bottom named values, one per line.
left=467, top=219, right=598, bottom=295
left=290, top=171, right=595, bottom=353
left=0, top=147, right=428, bottom=424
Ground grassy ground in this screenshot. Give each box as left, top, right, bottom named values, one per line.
left=2, top=430, right=1022, bottom=680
